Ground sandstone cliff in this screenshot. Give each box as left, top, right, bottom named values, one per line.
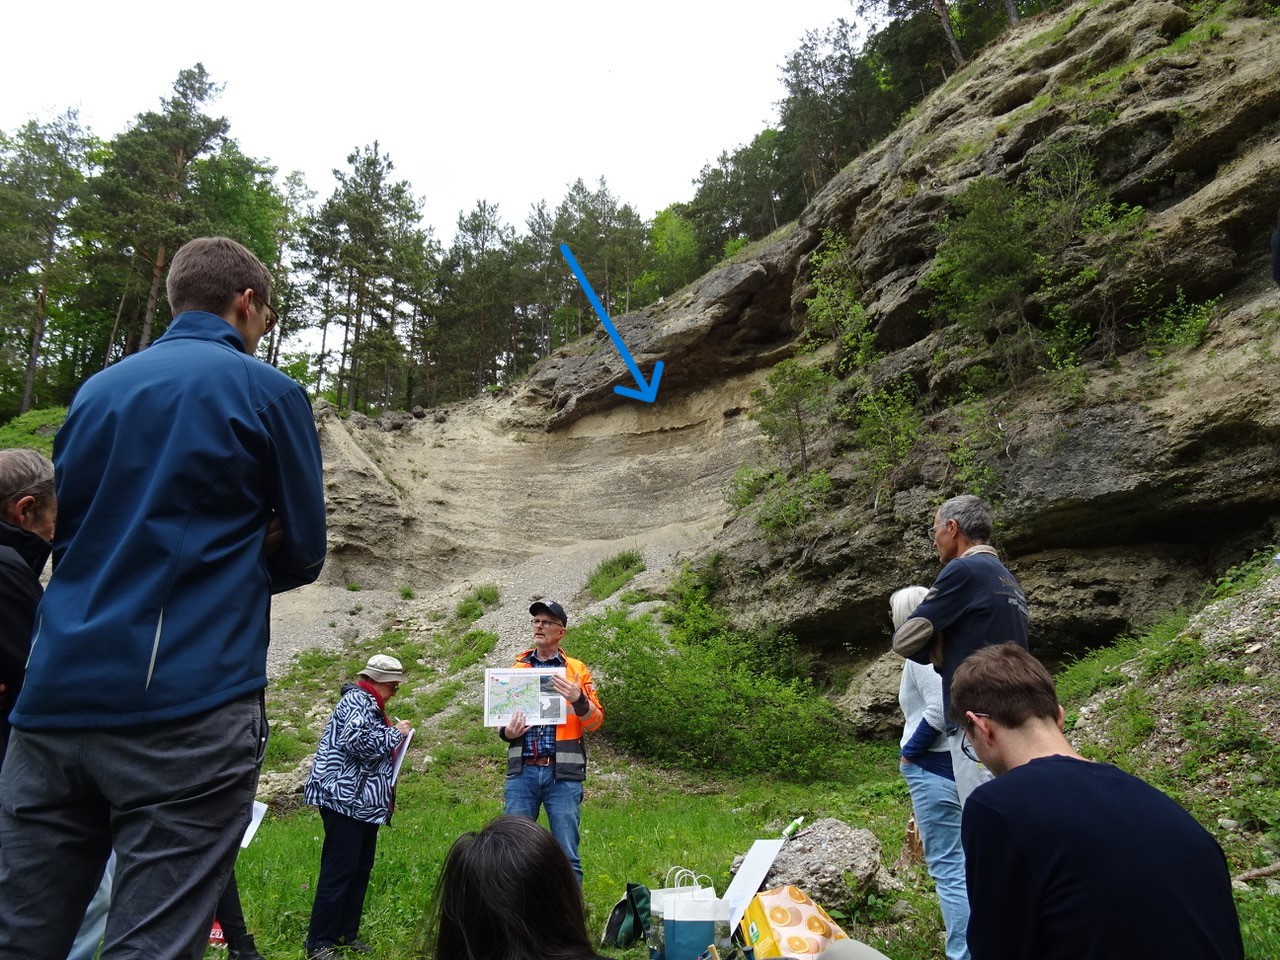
left=313, top=0, right=1280, bottom=722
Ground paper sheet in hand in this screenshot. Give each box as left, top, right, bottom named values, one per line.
left=484, top=668, right=567, bottom=727
left=391, top=727, right=413, bottom=785
left=240, top=800, right=268, bottom=848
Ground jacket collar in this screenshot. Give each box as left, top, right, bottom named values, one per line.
left=517, top=647, right=567, bottom=666
left=0, top=518, right=51, bottom=577
left=156, top=310, right=249, bottom=354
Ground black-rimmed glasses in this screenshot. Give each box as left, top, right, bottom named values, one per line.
left=251, top=291, right=280, bottom=333
left=960, top=712, right=991, bottom=763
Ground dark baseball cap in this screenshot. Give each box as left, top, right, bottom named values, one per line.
left=530, top=599, right=567, bottom=627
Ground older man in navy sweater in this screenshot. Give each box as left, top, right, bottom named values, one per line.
left=893, top=494, right=1028, bottom=803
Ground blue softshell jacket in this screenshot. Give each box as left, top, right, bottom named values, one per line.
left=12, top=310, right=327, bottom=730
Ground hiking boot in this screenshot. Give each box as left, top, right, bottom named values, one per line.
left=306, top=946, right=340, bottom=960
left=228, top=935, right=266, bottom=960
left=340, top=939, right=375, bottom=954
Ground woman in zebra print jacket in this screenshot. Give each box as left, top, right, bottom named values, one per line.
left=303, top=654, right=413, bottom=959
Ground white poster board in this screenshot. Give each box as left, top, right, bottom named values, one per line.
left=484, top=668, right=567, bottom=727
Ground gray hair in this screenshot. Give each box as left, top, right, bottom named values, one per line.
left=937, top=494, right=992, bottom=542
left=0, top=448, right=54, bottom=512
left=890, top=585, right=929, bottom=631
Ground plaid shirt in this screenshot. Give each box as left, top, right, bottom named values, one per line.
left=522, top=650, right=565, bottom=760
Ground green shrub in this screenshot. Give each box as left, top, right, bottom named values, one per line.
left=568, top=606, right=850, bottom=781
left=805, top=230, right=880, bottom=373
left=449, top=630, right=498, bottom=672
left=1139, top=285, right=1221, bottom=352
left=569, top=568, right=838, bottom=779
left=1206, top=548, right=1276, bottom=602
left=846, top=378, right=923, bottom=489
left=456, top=584, right=500, bottom=622
left=749, top=359, right=836, bottom=472
left=727, top=462, right=832, bottom=537
left=923, top=177, right=1034, bottom=330
left=947, top=395, right=1002, bottom=499
left=586, top=549, right=646, bottom=601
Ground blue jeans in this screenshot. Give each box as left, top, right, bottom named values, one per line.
left=901, top=761, right=970, bottom=960
left=503, top=764, right=584, bottom=883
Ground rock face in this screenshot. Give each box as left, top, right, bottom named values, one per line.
left=313, top=1, right=1280, bottom=735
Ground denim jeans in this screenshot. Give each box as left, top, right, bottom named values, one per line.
left=503, top=764, right=584, bottom=883
left=901, top=761, right=971, bottom=960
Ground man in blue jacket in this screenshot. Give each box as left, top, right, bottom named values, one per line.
left=892, top=494, right=1028, bottom=805
left=0, top=236, right=328, bottom=960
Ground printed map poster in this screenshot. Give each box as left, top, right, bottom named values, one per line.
left=484, top=668, right=567, bottom=727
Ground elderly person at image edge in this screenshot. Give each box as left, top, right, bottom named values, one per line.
left=303, top=654, right=413, bottom=960
left=0, top=450, right=55, bottom=764
left=499, top=600, right=603, bottom=884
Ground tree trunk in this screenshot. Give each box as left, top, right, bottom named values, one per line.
left=20, top=236, right=56, bottom=413
left=931, top=0, right=967, bottom=67
left=139, top=242, right=167, bottom=350
left=1004, top=0, right=1021, bottom=25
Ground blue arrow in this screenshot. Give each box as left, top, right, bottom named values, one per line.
left=560, top=243, right=663, bottom=403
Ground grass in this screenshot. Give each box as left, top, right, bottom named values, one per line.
left=231, top=555, right=1280, bottom=960
left=586, top=550, right=647, bottom=601
left=455, top=584, right=500, bottom=623
left=0, top=406, right=67, bottom=457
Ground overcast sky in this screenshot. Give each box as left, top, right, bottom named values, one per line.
left=1, top=1, right=862, bottom=246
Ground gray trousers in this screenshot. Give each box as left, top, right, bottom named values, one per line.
left=0, top=694, right=265, bottom=960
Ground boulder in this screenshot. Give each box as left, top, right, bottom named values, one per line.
left=838, top=652, right=904, bottom=738
left=746, top=817, right=903, bottom=908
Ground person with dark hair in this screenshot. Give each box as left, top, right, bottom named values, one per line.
left=304, top=654, right=413, bottom=960
left=951, top=644, right=1243, bottom=960
left=890, top=586, right=969, bottom=960
left=892, top=494, right=1028, bottom=804
left=0, top=448, right=54, bottom=764
left=499, top=599, right=604, bottom=884
left=426, top=815, right=603, bottom=960
left=0, top=236, right=327, bottom=959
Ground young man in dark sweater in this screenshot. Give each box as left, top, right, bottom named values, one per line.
left=952, top=644, right=1243, bottom=960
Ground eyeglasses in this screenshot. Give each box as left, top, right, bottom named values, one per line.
left=531, top=618, right=563, bottom=629
left=249, top=290, right=279, bottom=333
left=929, top=519, right=952, bottom=541
left=960, top=712, right=991, bottom=763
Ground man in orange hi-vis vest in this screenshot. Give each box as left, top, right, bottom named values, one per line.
left=499, top=599, right=603, bottom=884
